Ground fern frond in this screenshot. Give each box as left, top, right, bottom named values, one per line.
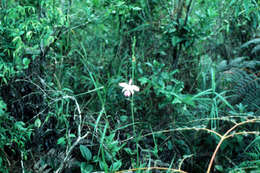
left=244, top=137, right=260, bottom=150
left=244, top=136, right=260, bottom=160
left=222, top=68, right=260, bottom=111
left=217, top=57, right=260, bottom=71
left=251, top=44, right=260, bottom=54
left=241, top=38, right=260, bottom=48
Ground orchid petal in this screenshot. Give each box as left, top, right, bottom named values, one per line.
left=119, top=79, right=140, bottom=97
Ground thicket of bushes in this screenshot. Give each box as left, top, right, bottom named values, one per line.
left=0, top=0, right=259, bottom=172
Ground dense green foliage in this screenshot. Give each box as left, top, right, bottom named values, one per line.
left=0, top=0, right=260, bottom=172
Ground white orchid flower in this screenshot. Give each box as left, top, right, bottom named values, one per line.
left=119, top=79, right=140, bottom=97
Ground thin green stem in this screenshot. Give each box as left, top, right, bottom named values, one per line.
left=131, top=96, right=136, bottom=136
left=131, top=36, right=139, bottom=167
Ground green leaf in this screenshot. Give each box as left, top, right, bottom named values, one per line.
left=14, top=121, right=26, bottom=131
left=22, top=58, right=30, bottom=68
left=215, top=165, right=223, bottom=172
left=69, top=133, right=76, bottom=138
left=80, top=145, right=92, bottom=161
left=57, top=137, right=66, bottom=146
left=111, top=160, right=122, bottom=171
left=138, top=77, right=149, bottom=85
left=120, top=115, right=128, bottom=122
left=12, top=36, right=21, bottom=44
left=172, top=97, right=182, bottom=104
left=214, top=92, right=234, bottom=111
left=46, top=36, right=54, bottom=46
left=241, top=38, right=260, bottom=48
left=181, top=95, right=196, bottom=107
left=124, top=147, right=136, bottom=155
left=171, top=36, right=184, bottom=47
left=167, top=141, right=173, bottom=150
left=34, top=118, right=41, bottom=128
left=80, top=162, right=93, bottom=173
left=99, top=161, right=108, bottom=171
left=159, top=50, right=167, bottom=56
left=26, top=31, right=32, bottom=40
left=161, top=72, right=169, bottom=80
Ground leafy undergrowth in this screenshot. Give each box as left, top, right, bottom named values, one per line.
left=0, top=0, right=260, bottom=173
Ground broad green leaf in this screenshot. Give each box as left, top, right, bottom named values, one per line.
left=138, top=77, right=149, bottom=85
left=80, top=145, right=92, bottom=161
left=14, top=121, right=26, bottom=131
left=99, top=161, right=108, bottom=171
left=23, top=58, right=30, bottom=67
left=111, top=160, right=122, bottom=171
left=34, top=118, right=41, bottom=128
left=57, top=137, right=66, bottom=146
left=80, top=162, right=93, bottom=173
left=181, top=95, right=196, bottom=107
left=120, top=115, right=128, bottom=122
left=26, top=31, right=32, bottom=40
left=215, top=165, right=223, bottom=171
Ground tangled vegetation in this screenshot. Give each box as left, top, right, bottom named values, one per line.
left=0, top=0, right=260, bottom=172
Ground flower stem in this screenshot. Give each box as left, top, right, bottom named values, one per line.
left=131, top=36, right=139, bottom=166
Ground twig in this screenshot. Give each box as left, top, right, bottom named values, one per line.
left=55, top=133, right=89, bottom=173
left=121, top=126, right=222, bottom=143
left=116, top=166, right=188, bottom=173
left=21, top=151, right=25, bottom=173
left=54, top=95, right=89, bottom=173
left=178, top=154, right=193, bottom=170
left=206, top=119, right=258, bottom=173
